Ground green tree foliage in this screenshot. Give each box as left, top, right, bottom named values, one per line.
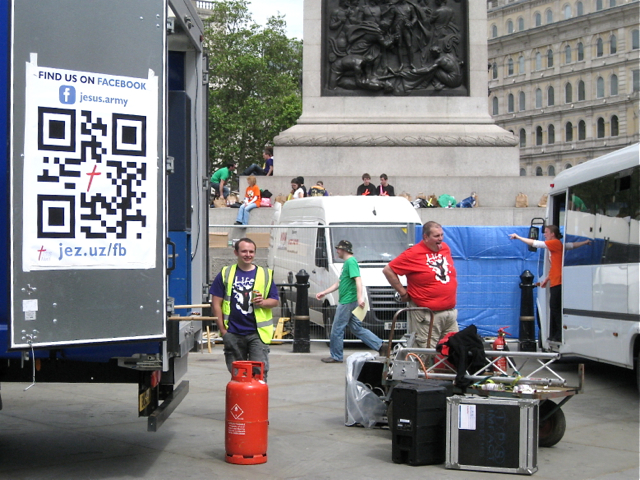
left=203, top=0, right=302, bottom=173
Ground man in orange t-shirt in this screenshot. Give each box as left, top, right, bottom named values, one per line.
left=510, top=225, right=591, bottom=342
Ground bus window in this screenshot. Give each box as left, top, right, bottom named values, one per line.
left=551, top=192, right=566, bottom=228
left=565, top=165, right=639, bottom=266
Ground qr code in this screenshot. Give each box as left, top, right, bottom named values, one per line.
left=36, top=107, right=149, bottom=240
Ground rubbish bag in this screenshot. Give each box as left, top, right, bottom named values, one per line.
left=345, top=352, right=387, bottom=428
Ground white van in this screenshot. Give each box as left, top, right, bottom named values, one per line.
left=268, top=196, right=422, bottom=338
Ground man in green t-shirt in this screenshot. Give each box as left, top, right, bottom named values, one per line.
left=316, top=240, right=386, bottom=363
left=210, top=163, right=236, bottom=200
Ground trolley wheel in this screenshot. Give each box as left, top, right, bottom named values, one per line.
left=386, top=399, right=393, bottom=428
left=538, top=400, right=566, bottom=447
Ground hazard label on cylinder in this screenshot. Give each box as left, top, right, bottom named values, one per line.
left=227, top=422, right=245, bottom=435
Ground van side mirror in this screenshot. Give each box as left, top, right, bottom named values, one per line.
left=315, top=247, right=328, bottom=269
left=528, top=217, right=545, bottom=252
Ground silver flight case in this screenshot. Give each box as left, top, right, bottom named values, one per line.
left=446, top=395, right=539, bottom=475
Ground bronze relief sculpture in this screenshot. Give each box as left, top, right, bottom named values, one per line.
left=323, top=0, right=468, bottom=96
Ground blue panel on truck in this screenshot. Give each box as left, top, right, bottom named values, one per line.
left=168, top=231, right=192, bottom=309
left=0, top=0, right=9, bottom=334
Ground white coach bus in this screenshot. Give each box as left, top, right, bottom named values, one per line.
left=538, top=143, right=639, bottom=383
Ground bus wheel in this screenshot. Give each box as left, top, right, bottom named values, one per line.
left=539, top=400, right=566, bottom=447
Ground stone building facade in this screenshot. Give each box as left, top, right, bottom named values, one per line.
left=487, top=0, right=639, bottom=176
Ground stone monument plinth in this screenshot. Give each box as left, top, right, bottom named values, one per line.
left=274, top=0, right=519, bottom=178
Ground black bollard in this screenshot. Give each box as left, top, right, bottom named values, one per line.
left=519, top=270, right=537, bottom=352
left=293, top=269, right=310, bottom=353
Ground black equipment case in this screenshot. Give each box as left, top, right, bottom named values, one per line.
left=446, top=395, right=539, bottom=475
left=391, top=379, right=454, bottom=466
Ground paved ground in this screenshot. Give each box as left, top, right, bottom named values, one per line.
left=0, top=343, right=638, bottom=480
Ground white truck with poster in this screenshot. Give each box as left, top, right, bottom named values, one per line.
left=0, top=0, right=210, bottom=430
left=268, top=196, right=422, bottom=339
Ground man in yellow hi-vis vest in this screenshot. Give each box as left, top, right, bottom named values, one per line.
left=211, top=238, right=279, bottom=377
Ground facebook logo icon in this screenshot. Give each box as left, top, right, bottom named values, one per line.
left=59, top=85, right=76, bottom=104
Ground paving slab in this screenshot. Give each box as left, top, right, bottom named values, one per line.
left=0, top=344, right=638, bottom=479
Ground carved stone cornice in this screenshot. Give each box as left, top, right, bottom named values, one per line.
left=274, top=133, right=518, bottom=147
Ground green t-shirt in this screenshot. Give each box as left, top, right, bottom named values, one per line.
left=338, top=256, right=360, bottom=304
left=211, top=167, right=230, bottom=184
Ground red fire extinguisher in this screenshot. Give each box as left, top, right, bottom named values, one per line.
left=225, top=361, right=269, bottom=465
left=493, top=327, right=511, bottom=373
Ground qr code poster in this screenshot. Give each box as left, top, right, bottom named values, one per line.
left=22, top=58, right=159, bottom=271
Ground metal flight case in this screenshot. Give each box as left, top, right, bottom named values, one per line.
left=446, top=396, right=539, bottom=475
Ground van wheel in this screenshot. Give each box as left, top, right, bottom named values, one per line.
left=323, top=304, right=335, bottom=344
left=539, top=400, right=566, bottom=447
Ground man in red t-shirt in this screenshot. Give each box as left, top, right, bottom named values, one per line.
left=383, top=221, right=459, bottom=348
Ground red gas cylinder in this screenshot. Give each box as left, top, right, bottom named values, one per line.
left=225, top=361, right=268, bottom=465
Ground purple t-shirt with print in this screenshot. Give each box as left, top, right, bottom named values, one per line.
left=210, top=267, right=279, bottom=335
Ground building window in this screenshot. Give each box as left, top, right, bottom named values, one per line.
left=535, top=52, right=542, bottom=70
left=609, top=0, right=616, bottom=6
left=535, top=12, right=542, bottom=26
left=611, top=115, right=619, bottom=136
left=578, top=80, right=586, bottom=100
left=507, top=20, right=514, bottom=34
left=564, top=4, right=572, bottom=19
left=518, top=17, right=525, bottom=31
left=536, top=88, right=542, bottom=108
left=578, top=120, right=586, bottom=140
left=577, top=1, right=584, bottom=15
left=536, top=166, right=543, bottom=176
left=536, top=126, right=543, bottom=145
left=633, top=30, right=639, bottom=50
left=520, top=168, right=526, bottom=176
left=492, top=96, right=499, bottom=115
left=565, top=45, right=572, bottom=63
left=508, top=93, right=514, bottom=112
left=492, top=62, right=498, bottom=79
left=548, top=165, right=556, bottom=176
left=548, top=86, right=555, bottom=106
left=597, top=117, right=605, bottom=138
left=566, top=122, right=573, bottom=141
left=508, top=58, right=514, bottom=76
left=633, top=69, right=640, bottom=92
left=519, top=55, right=525, bottom=74
left=519, top=128, right=527, bottom=147
left=565, top=163, right=573, bottom=169
left=547, top=49, right=554, bottom=67
left=565, top=83, right=573, bottom=103
left=492, top=24, right=498, bottom=38
left=548, top=125, right=555, bottom=144
left=596, top=0, right=603, bottom=11
left=519, top=91, right=526, bottom=111
left=577, top=42, right=584, bottom=60
left=610, top=35, right=617, bottom=54
left=596, top=38, right=603, bottom=57
left=546, top=9, right=553, bottom=24
left=596, top=76, right=604, bottom=98
left=610, top=74, right=618, bottom=95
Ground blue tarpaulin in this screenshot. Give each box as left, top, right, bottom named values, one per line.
left=417, top=225, right=543, bottom=338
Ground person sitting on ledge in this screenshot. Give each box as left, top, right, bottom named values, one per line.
left=356, top=173, right=377, bottom=196
left=242, top=146, right=274, bottom=176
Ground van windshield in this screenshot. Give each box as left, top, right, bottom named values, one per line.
left=329, top=223, right=416, bottom=264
